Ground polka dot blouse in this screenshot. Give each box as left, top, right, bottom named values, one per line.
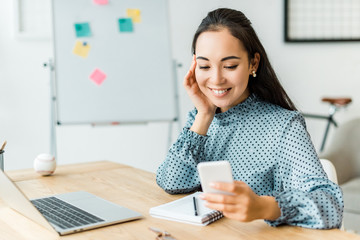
left=156, top=94, right=343, bottom=229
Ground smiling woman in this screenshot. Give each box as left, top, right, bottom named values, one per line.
left=156, top=8, right=343, bottom=230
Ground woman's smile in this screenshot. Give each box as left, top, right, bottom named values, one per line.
left=208, top=87, right=232, bottom=97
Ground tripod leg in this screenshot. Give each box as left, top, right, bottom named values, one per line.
left=320, top=117, right=332, bottom=152
left=331, top=118, right=338, bottom=128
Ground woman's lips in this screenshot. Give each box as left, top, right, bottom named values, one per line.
left=209, top=88, right=231, bottom=97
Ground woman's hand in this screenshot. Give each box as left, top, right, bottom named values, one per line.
left=200, top=181, right=281, bottom=222
left=183, top=55, right=217, bottom=116
left=183, top=55, right=217, bottom=135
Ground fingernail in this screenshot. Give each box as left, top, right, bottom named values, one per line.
left=199, top=194, right=205, bottom=199
left=209, top=182, right=216, bottom=187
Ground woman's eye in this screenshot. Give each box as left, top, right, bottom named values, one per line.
left=224, top=65, right=238, bottom=69
left=199, top=66, right=210, bottom=70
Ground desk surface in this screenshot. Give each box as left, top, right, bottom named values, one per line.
left=0, top=161, right=359, bottom=240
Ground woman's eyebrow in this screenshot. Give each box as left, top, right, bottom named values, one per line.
left=196, top=56, right=209, bottom=61
left=221, top=56, right=240, bottom=61
left=196, top=56, right=240, bottom=61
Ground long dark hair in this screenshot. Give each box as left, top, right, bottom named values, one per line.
left=192, top=8, right=297, bottom=111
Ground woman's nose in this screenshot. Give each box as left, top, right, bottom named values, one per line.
left=209, top=69, right=225, bottom=85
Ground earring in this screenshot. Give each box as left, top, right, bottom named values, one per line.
left=252, top=70, right=257, bottom=78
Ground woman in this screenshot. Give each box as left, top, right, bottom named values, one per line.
left=156, top=8, right=343, bottom=229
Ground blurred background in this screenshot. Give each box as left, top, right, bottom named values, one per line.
left=1, top=0, right=359, bottom=172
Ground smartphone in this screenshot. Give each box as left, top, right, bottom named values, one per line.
left=197, top=161, right=234, bottom=194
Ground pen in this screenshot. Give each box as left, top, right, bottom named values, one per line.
left=0, top=141, right=6, bottom=151
left=193, top=196, right=198, bottom=216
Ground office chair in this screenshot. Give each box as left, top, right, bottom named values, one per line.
left=320, top=118, right=360, bottom=233
left=319, top=159, right=345, bottom=231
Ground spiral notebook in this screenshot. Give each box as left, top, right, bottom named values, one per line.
left=149, top=192, right=223, bottom=226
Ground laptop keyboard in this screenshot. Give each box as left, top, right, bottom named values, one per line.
left=31, top=197, right=105, bottom=230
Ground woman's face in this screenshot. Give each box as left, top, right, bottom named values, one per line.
left=195, top=28, right=257, bottom=113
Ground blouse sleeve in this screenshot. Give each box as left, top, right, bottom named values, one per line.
left=267, top=112, right=344, bottom=229
left=156, top=109, right=209, bottom=194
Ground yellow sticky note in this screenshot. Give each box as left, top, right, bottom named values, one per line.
left=126, top=8, right=141, bottom=23
left=72, top=40, right=91, bottom=58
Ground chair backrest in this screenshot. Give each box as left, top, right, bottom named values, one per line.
left=319, top=158, right=344, bottom=230
left=320, top=159, right=338, bottom=184
left=320, top=118, right=360, bottom=185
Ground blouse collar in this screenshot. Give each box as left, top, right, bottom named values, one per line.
left=213, top=94, right=258, bottom=124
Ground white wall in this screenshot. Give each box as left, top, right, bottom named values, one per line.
left=1, top=0, right=360, bottom=173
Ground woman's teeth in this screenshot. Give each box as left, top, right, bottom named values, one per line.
left=212, top=89, right=229, bottom=95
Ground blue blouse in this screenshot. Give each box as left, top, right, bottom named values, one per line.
left=156, top=94, right=343, bottom=229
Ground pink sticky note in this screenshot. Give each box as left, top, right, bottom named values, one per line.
left=93, top=0, right=108, bottom=5
left=89, top=68, right=106, bottom=86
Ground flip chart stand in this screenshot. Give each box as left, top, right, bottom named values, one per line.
left=44, top=59, right=58, bottom=159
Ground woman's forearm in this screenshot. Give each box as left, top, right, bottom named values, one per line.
left=190, top=113, right=214, bottom=136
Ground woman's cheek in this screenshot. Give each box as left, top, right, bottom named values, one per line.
left=195, top=70, right=207, bottom=85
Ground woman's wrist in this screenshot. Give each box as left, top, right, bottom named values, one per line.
left=258, top=196, right=281, bottom=221
left=190, top=112, right=214, bottom=136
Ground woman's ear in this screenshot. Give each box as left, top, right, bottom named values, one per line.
left=250, top=53, right=260, bottom=72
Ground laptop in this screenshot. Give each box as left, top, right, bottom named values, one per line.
left=0, top=168, right=142, bottom=235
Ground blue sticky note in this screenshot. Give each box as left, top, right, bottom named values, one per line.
left=118, top=18, right=133, bottom=32
left=74, top=23, right=92, bottom=37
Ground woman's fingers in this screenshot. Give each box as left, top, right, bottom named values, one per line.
left=204, top=201, right=238, bottom=212
left=190, top=54, right=197, bottom=72
left=188, top=56, right=197, bottom=85
left=200, top=193, right=237, bottom=204
left=200, top=181, right=252, bottom=207
left=199, top=182, right=246, bottom=205
left=204, top=201, right=253, bottom=222
left=183, top=55, right=197, bottom=90
left=183, top=70, right=192, bottom=88
left=209, top=181, right=247, bottom=194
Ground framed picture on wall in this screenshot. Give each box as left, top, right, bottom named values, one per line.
left=285, top=0, right=360, bottom=42
left=13, top=0, right=52, bottom=40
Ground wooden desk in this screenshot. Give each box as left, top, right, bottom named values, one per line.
left=0, top=161, right=358, bottom=240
